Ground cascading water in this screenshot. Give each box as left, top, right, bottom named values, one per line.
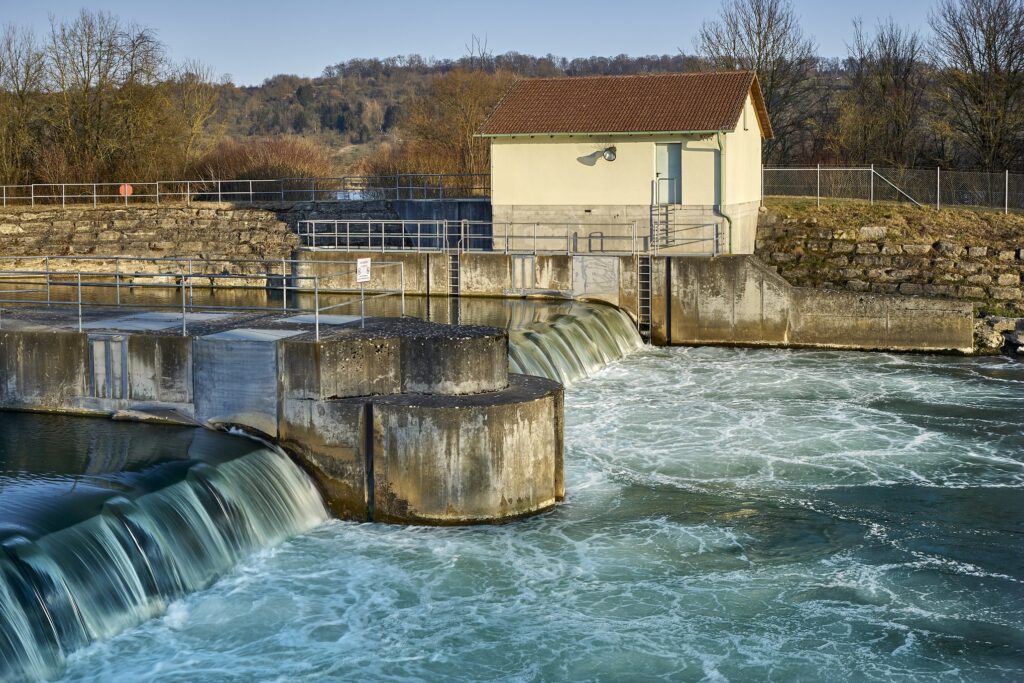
left=0, top=426, right=327, bottom=682
left=508, top=303, right=644, bottom=384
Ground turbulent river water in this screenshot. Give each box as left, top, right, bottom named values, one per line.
left=2, top=302, right=1023, bottom=680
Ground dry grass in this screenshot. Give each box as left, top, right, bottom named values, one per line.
left=763, top=197, right=1024, bottom=246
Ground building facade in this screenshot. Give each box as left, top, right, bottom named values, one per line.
left=479, top=72, right=772, bottom=255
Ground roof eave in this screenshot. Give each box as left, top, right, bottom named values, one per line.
left=477, top=129, right=727, bottom=139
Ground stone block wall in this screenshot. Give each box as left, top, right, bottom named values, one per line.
left=756, top=215, right=1024, bottom=315
left=0, top=205, right=295, bottom=260
left=0, top=200, right=397, bottom=263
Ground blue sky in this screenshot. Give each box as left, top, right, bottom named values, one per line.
left=3, top=0, right=936, bottom=85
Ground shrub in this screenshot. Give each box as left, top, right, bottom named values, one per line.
left=195, top=136, right=335, bottom=179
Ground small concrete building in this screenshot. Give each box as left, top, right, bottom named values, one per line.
left=479, top=71, right=772, bottom=254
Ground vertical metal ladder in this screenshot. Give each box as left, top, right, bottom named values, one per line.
left=637, top=255, right=652, bottom=340
left=449, top=252, right=460, bottom=296
left=649, top=203, right=669, bottom=249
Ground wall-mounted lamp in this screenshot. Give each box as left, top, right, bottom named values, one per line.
left=576, top=146, right=618, bottom=166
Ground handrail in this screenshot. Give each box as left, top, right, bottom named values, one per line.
left=0, top=259, right=406, bottom=340
left=296, top=219, right=665, bottom=255
left=0, top=174, right=491, bottom=207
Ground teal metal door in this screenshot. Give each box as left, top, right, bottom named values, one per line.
left=655, top=143, right=682, bottom=204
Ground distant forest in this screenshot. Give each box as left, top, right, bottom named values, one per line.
left=2, top=0, right=1024, bottom=184
left=214, top=52, right=704, bottom=144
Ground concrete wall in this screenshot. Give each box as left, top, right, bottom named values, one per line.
left=0, top=330, right=195, bottom=416
left=391, top=199, right=491, bottom=223
left=293, top=250, right=616, bottom=303
left=274, top=319, right=563, bottom=524
left=370, top=376, right=563, bottom=524
left=0, top=316, right=565, bottom=526
left=656, top=255, right=975, bottom=353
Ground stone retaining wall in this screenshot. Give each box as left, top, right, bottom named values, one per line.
left=0, top=201, right=396, bottom=262
left=756, top=214, right=1024, bottom=315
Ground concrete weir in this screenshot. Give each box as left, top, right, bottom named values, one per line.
left=0, top=312, right=564, bottom=525
left=276, top=318, right=564, bottom=523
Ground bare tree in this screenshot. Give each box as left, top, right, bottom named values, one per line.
left=464, top=34, right=494, bottom=71
left=43, top=9, right=168, bottom=180
left=695, top=0, right=818, bottom=163
left=0, top=26, right=45, bottom=184
left=168, top=60, right=219, bottom=175
left=930, top=0, right=1024, bottom=169
left=836, top=18, right=929, bottom=166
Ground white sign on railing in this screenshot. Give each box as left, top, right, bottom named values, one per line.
left=356, top=257, right=371, bottom=283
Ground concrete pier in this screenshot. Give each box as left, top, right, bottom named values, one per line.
left=0, top=309, right=564, bottom=525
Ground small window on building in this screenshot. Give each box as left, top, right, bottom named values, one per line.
left=743, top=105, right=748, bottom=131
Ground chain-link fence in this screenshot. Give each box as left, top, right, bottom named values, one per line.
left=764, top=166, right=1024, bottom=213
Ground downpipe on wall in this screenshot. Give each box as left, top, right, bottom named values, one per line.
left=716, top=130, right=733, bottom=255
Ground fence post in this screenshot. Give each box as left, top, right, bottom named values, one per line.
left=186, top=180, right=191, bottom=205
left=816, top=164, right=820, bottom=207
left=870, top=164, right=874, bottom=205
left=2, top=185, right=5, bottom=207
left=217, top=180, right=222, bottom=203
left=936, top=167, right=941, bottom=210
left=314, top=276, right=320, bottom=341
left=61, top=184, right=65, bottom=208
left=30, top=184, right=34, bottom=207
left=1006, top=170, right=1010, bottom=215
left=156, top=181, right=160, bottom=206
left=181, top=276, right=187, bottom=336
left=77, top=273, right=82, bottom=332
left=400, top=263, right=405, bottom=316
left=249, top=180, right=253, bottom=204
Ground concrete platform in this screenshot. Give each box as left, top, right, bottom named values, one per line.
left=81, top=311, right=232, bottom=331
left=203, top=328, right=305, bottom=342
left=0, top=307, right=565, bottom=526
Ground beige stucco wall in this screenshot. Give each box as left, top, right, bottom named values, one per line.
left=489, top=93, right=765, bottom=209
left=724, top=95, right=764, bottom=206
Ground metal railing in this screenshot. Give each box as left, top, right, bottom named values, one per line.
left=0, top=174, right=490, bottom=207
left=765, top=165, right=1024, bottom=213
left=0, top=256, right=405, bottom=341
left=297, top=219, right=721, bottom=256
left=651, top=222, right=721, bottom=254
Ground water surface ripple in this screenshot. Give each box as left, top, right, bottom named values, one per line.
left=57, top=347, right=1024, bottom=682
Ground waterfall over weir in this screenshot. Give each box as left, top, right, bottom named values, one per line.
left=0, top=440, right=327, bottom=681
left=508, top=303, right=644, bottom=385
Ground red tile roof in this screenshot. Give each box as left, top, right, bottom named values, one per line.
left=479, top=71, right=773, bottom=138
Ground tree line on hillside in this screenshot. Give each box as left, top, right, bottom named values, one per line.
left=2, top=0, right=1024, bottom=186
left=367, top=0, right=1024, bottom=178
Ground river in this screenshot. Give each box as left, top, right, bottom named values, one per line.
left=2, top=314, right=1023, bottom=681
